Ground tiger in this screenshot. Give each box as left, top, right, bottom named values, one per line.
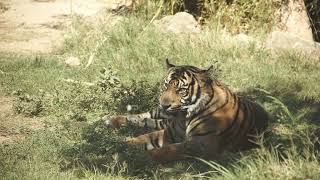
left=104, top=59, right=269, bottom=163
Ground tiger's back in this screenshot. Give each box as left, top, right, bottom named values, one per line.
left=176, top=78, right=269, bottom=155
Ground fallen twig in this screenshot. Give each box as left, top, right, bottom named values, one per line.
left=61, top=78, right=95, bottom=86
left=85, top=36, right=108, bottom=69
left=147, top=0, right=164, bottom=27
left=137, top=0, right=164, bottom=36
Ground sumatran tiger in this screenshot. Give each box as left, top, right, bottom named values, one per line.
left=104, top=59, right=269, bottom=163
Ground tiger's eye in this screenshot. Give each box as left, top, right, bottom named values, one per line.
left=179, top=89, right=188, bottom=96
left=172, top=80, right=178, bottom=86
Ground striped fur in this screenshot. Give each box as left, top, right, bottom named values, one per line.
left=105, top=59, right=269, bottom=163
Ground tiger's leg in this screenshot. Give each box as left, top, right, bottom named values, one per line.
left=126, top=122, right=201, bottom=163
left=126, top=119, right=185, bottom=149
left=147, top=142, right=205, bottom=163
left=127, top=130, right=185, bottom=162
left=127, top=130, right=204, bottom=163
left=126, top=129, right=166, bottom=149
left=104, top=108, right=171, bottom=129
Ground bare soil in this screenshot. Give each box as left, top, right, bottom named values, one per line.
left=0, top=0, right=121, bottom=53
left=0, top=91, right=43, bottom=143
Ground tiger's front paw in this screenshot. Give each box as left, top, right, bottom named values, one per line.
left=103, top=115, right=127, bottom=129
left=125, top=137, right=138, bottom=145
left=186, top=105, right=200, bottom=118
left=186, top=106, right=196, bottom=118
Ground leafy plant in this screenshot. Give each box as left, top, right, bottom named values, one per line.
left=12, top=89, right=44, bottom=117
left=96, top=67, right=121, bottom=91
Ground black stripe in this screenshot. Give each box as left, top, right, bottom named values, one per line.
left=195, top=83, right=201, bottom=101
left=212, top=87, right=230, bottom=112
left=156, top=108, right=160, bottom=118
left=235, top=99, right=248, bottom=137
left=188, top=117, right=212, bottom=134
left=227, top=98, right=245, bottom=138
left=159, top=121, right=164, bottom=129
left=182, top=73, right=187, bottom=80
left=192, top=76, right=201, bottom=102
left=215, top=98, right=242, bottom=136
left=178, top=79, right=183, bottom=88
left=186, top=118, right=193, bottom=128
left=177, top=120, right=185, bottom=130
left=151, top=108, right=159, bottom=119
left=154, top=138, right=160, bottom=148
left=143, top=118, right=148, bottom=128
left=171, top=121, right=176, bottom=131
left=150, top=139, right=157, bottom=148
left=191, top=84, right=216, bottom=120
left=192, top=130, right=216, bottom=137
left=185, top=70, right=192, bottom=77
left=232, top=93, right=238, bottom=108
left=187, top=67, right=201, bottom=73
left=227, top=97, right=242, bottom=130
left=245, top=101, right=255, bottom=132
left=185, top=76, right=196, bottom=102
left=155, top=119, right=159, bottom=129
left=194, top=87, right=230, bottom=122
left=164, top=119, right=170, bottom=126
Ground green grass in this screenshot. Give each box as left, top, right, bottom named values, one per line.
left=1, top=11, right=320, bottom=180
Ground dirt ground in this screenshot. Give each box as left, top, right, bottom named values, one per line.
left=0, top=0, right=122, bottom=53
left=0, top=0, right=125, bottom=143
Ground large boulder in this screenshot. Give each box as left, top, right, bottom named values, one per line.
left=153, top=12, right=201, bottom=35
left=276, top=0, right=314, bottom=41
left=266, top=31, right=320, bottom=58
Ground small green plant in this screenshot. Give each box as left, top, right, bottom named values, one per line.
left=110, top=80, right=159, bottom=113
left=97, top=67, right=121, bottom=91
left=12, top=89, right=44, bottom=117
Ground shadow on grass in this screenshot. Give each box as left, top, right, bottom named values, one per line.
left=60, top=120, right=154, bottom=178
left=238, top=83, right=320, bottom=155
left=239, top=83, right=320, bottom=125
left=59, top=119, right=230, bottom=178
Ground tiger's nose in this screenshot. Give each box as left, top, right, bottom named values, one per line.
left=160, top=104, right=171, bottom=110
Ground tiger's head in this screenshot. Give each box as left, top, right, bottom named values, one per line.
left=159, top=59, right=213, bottom=114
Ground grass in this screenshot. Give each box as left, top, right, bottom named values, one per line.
left=1, top=6, right=320, bottom=180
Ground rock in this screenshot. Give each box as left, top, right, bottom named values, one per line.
left=154, top=12, right=201, bottom=35
left=232, top=33, right=262, bottom=48
left=234, top=33, right=257, bottom=45
left=111, top=0, right=144, bottom=13
left=276, top=0, right=313, bottom=41
left=266, top=31, right=320, bottom=58
left=65, top=56, right=81, bottom=66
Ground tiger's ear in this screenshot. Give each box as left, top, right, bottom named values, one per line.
left=202, top=65, right=213, bottom=73
left=166, top=58, right=175, bottom=69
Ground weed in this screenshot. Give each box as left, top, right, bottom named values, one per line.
left=12, top=89, right=44, bottom=117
